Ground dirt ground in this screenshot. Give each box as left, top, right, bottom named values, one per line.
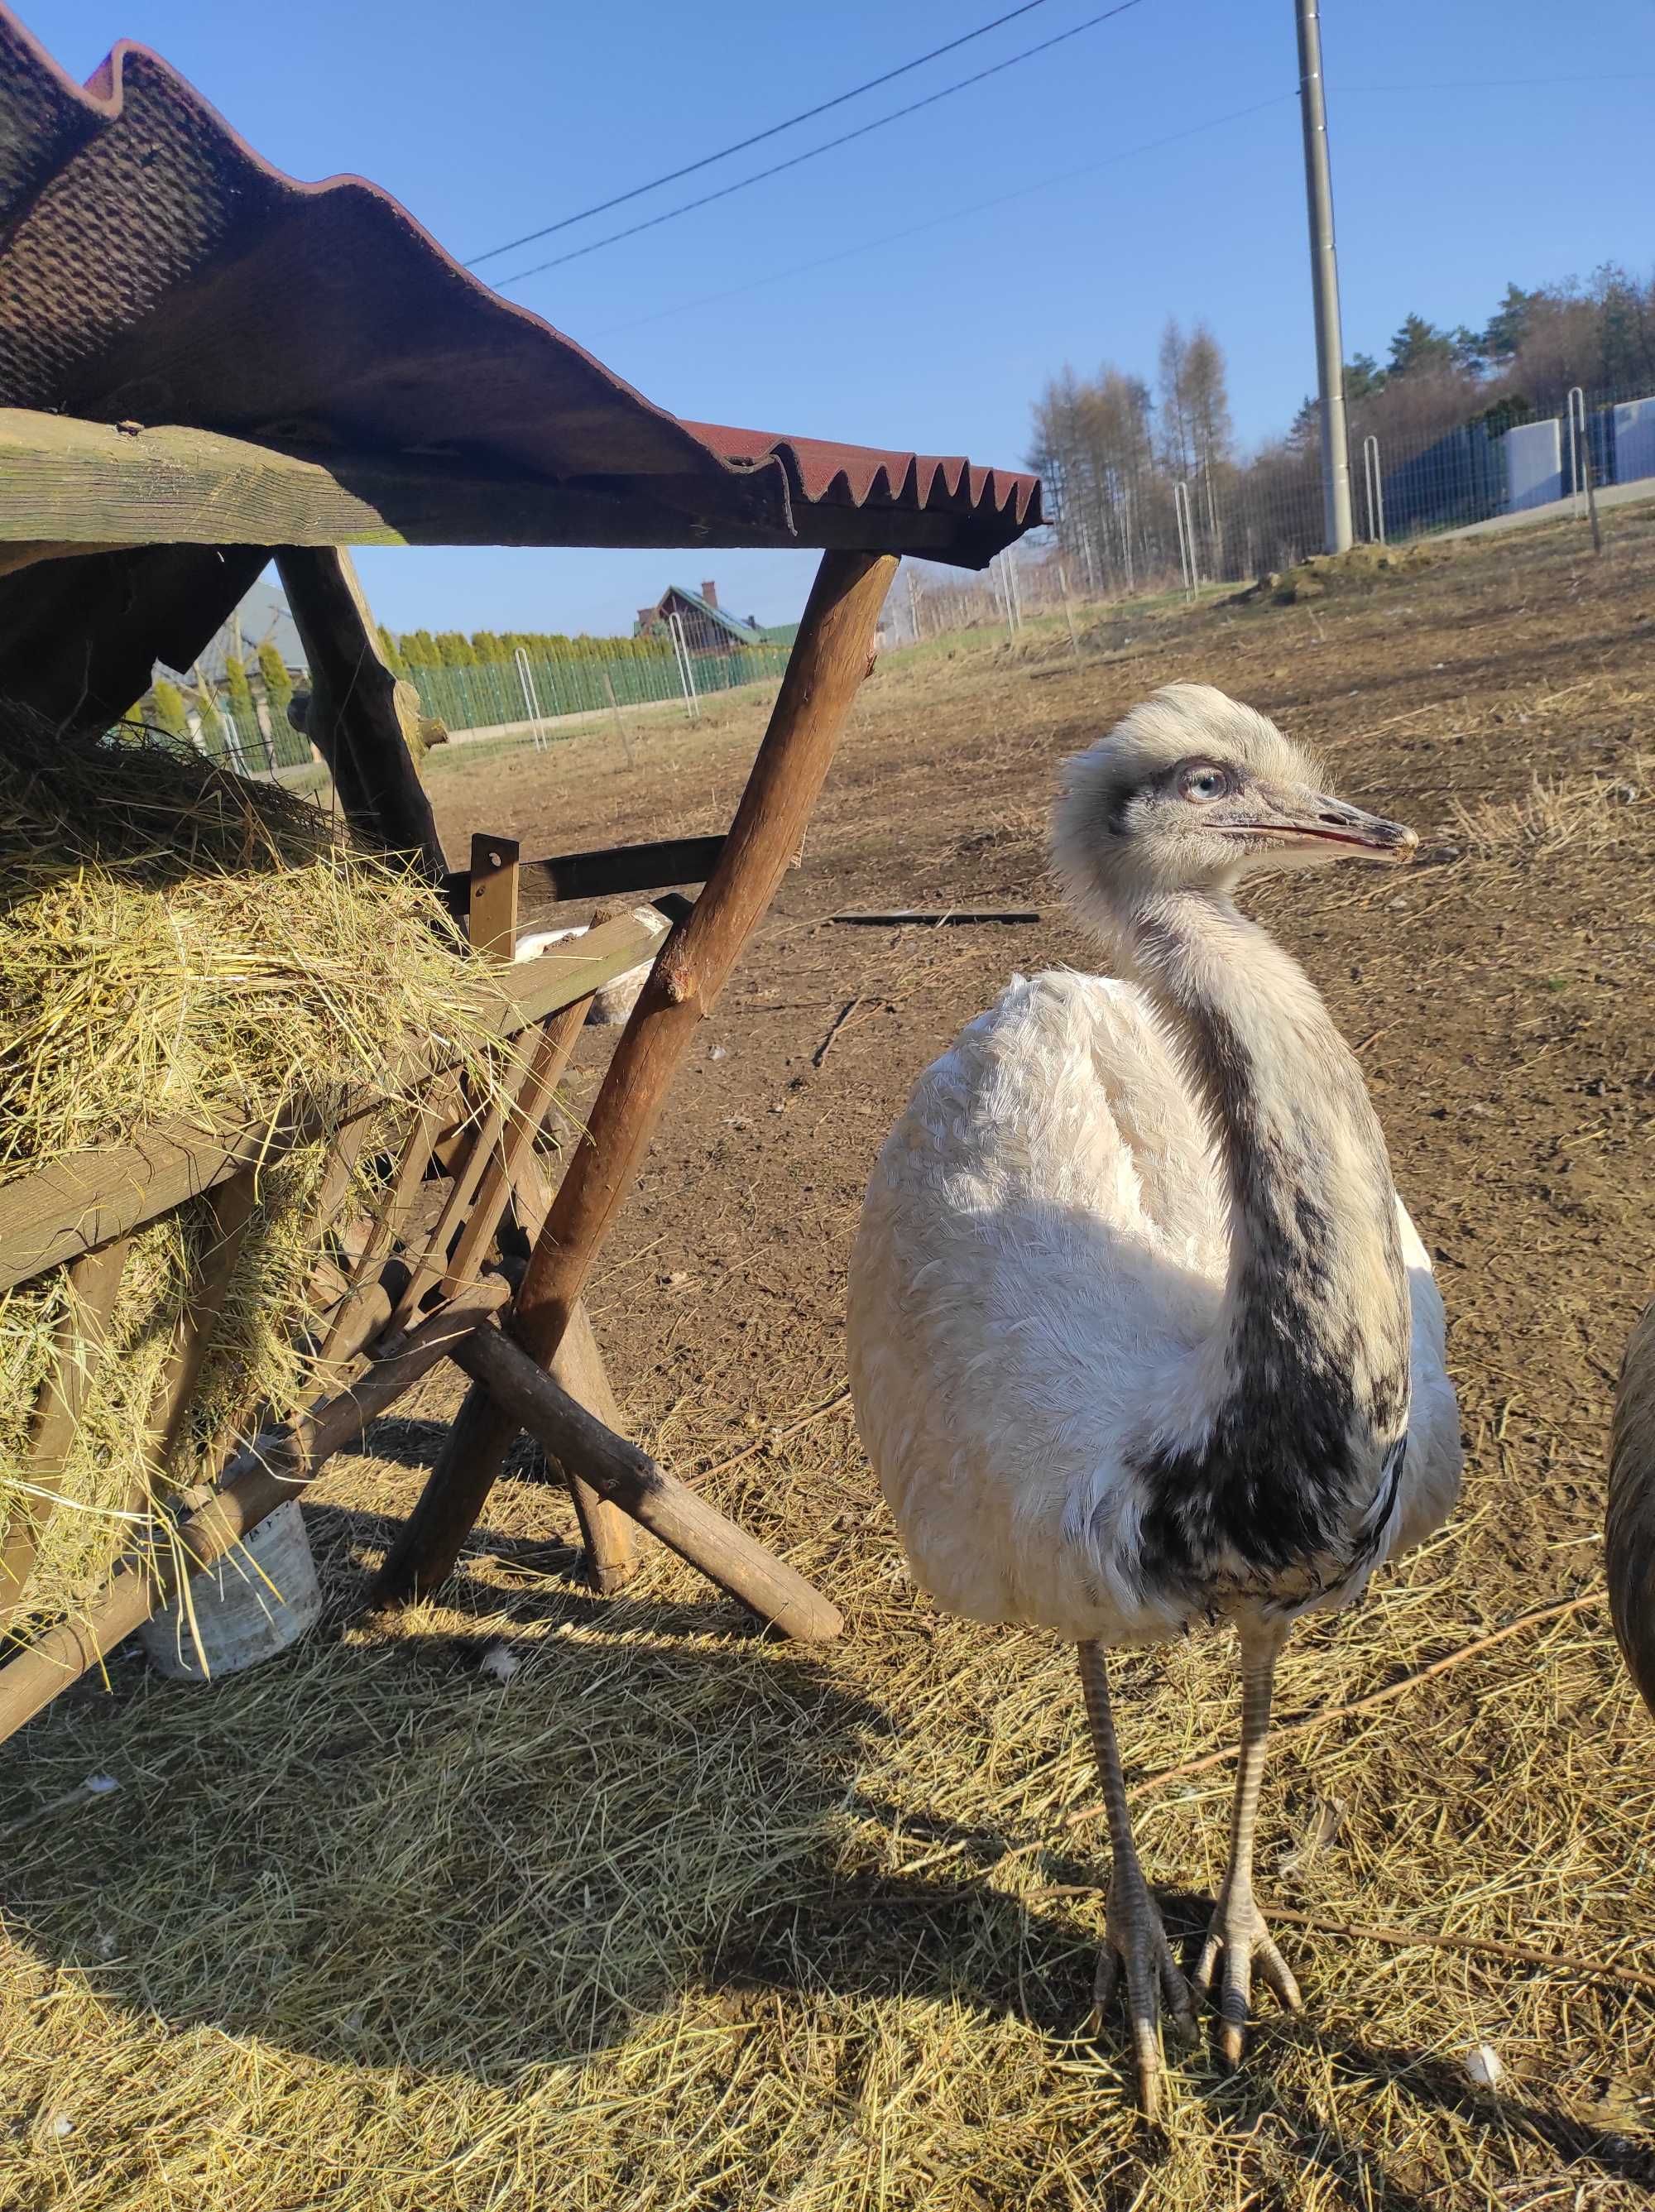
left=4, top=510, right=1654, bottom=2210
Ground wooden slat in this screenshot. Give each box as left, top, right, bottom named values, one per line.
left=387, top=1024, right=545, bottom=1332
left=468, top=834, right=520, bottom=961
left=310, top=1088, right=456, bottom=1382
left=0, top=908, right=671, bottom=1296
left=536, top=1303, right=638, bottom=1595
left=0, top=1238, right=132, bottom=1629
left=438, top=1000, right=588, bottom=1303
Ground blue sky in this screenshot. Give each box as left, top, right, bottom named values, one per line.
left=22, top=0, right=1655, bottom=635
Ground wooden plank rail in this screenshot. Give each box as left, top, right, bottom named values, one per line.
left=441, top=835, right=727, bottom=913
left=0, top=908, right=669, bottom=1294
left=0, top=1280, right=511, bottom=1747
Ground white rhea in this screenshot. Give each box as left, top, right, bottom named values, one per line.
left=847, top=684, right=1461, bottom=2113
left=1607, top=1298, right=1655, bottom=1721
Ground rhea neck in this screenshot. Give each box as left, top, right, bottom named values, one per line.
left=1120, top=882, right=1410, bottom=1451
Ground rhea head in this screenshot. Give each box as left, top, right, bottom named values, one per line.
left=1053, top=684, right=1417, bottom=936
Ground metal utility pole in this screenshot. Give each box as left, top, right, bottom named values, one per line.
left=1294, top=0, right=1353, bottom=554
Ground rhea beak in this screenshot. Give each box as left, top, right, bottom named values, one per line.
left=1223, top=783, right=1418, bottom=865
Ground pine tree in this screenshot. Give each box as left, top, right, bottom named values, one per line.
left=436, top=631, right=477, bottom=667
left=1387, top=314, right=1457, bottom=377
left=151, top=679, right=189, bottom=741
left=377, top=625, right=407, bottom=677
left=1481, top=282, right=1542, bottom=366
left=223, top=655, right=254, bottom=717
left=1182, top=323, right=1234, bottom=474
left=257, top=640, right=294, bottom=715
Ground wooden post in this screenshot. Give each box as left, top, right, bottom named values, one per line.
left=539, top=1303, right=635, bottom=1595
left=373, top=548, right=897, bottom=1603
left=276, top=546, right=447, bottom=876
left=450, top=1324, right=841, bottom=1640
left=468, top=832, right=520, bottom=960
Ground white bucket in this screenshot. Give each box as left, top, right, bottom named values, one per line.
left=139, top=1500, right=323, bottom=1682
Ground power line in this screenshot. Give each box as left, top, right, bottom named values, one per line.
left=588, top=92, right=1296, bottom=343
left=492, top=0, right=1147, bottom=290
left=465, top=0, right=1055, bottom=267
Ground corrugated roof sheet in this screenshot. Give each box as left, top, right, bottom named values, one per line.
left=0, top=12, right=1041, bottom=568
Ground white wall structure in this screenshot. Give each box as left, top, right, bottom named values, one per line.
left=1504, top=418, right=1564, bottom=511
left=1614, top=396, right=1655, bottom=484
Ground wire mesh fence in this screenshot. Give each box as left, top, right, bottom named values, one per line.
left=404, top=634, right=793, bottom=737
left=167, top=629, right=797, bottom=777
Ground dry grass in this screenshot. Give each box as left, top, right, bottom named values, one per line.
left=1, top=1409, right=1649, bottom=2211
left=1450, top=756, right=1652, bottom=859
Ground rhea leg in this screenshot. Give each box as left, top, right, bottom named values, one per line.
left=1193, top=1616, right=1303, bottom=2062
left=1077, top=1640, right=1196, bottom=2116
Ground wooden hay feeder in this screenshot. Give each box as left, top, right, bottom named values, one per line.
left=0, top=10, right=1041, bottom=1745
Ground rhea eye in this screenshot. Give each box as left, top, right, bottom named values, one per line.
left=1180, top=765, right=1230, bottom=803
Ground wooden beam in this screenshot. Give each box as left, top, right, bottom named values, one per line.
left=0, top=1279, right=511, bottom=1749
left=538, top=1304, right=638, bottom=1595
left=373, top=548, right=897, bottom=1601
left=449, top=1324, right=841, bottom=1641
left=0, top=410, right=1005, bottom=561
left=0, top=908, right=669, bottom=1294
left=276, top=546, right=446, bottom=875
left=441, top=834, right=727, bottom=913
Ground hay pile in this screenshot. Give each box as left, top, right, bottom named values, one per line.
left=0, top=718, right=506, bottom=1643
left=1232, top=539, right=1451, bottom=606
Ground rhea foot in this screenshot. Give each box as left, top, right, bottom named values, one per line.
left=1085, top=1875, right=1197, bottom=2118
left=1192, top=1883, right=1302, bottom=2066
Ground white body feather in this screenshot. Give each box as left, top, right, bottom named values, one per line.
left=847, top=968, right=1461, bottom=1647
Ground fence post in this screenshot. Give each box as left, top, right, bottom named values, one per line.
left=601, top=669, right=636, bottom=766
left=1058, top=562, right=1080, bottom=660
left=1174, top=482, right=1199, bottom=601
left=669, top=613, right=700, bottom=719
left=1565, top=387, right=1602, bottom=554
left=514, top=645, right=549, bottom=751
left=906, top=569, right=921, bottom=645
left=1362, top=434, right=1385, bottom=545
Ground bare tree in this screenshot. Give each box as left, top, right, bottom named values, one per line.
left=1157, top=319, right=1194, bottom=480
